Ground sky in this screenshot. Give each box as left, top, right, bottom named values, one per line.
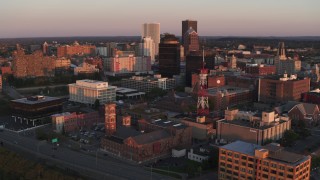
left=0, top=0, right=320, bottom=38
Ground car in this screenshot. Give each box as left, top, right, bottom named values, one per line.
left=84, top=140, right=89, bottom=144
left=100, top=127, right=105, bottom=132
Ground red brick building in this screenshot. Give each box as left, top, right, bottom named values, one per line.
left=192, top=74, right=225, bottom=88
left=259, top=74, right=310, bottom=104
left=101, top=118, right=192, bottom=163
left=288, top=103, right=320, bottom=127
left=245, top=64, right=276, bottom=76
left=52, top=111, right=104, bottom=133
left=13, top=49, right=55, bottom=78
left=57, top=42, right=96, bottom=58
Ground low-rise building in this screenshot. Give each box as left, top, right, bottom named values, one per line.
left=10, top=95, right=63, bottom=126
left=259, top=73, right=310, bottom=104
left=68, top=79, right=116, bottom=106
left=101, top=117, right=192, bottom=163
left=116, top=87, right=145, bottom=99
left=216, top=109, right=291, bottom=145
left=274, top=101, right=320, bottom=127
left=219, top=141, right=311, bottom=180
left=122, top=105, right=166, bottom=125
left=244, top=64, right=276, bottom=76
left=52, top=111, right=103, bottom=133
left=188, top=148, right=209, bottom=163
left=120, top=74, right=175, bottom=92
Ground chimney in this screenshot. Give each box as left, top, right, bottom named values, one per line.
left=122, top=115, right=131, bottom=127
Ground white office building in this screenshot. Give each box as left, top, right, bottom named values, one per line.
left=142, top=23, right=160, bottom=55
left=68, top=79, right=116, bottom=106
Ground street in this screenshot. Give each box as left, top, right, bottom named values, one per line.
left=0, top=129, right=172, bottom=180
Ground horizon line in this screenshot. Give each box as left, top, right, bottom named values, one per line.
left=1, top=35, right=320, bottom=40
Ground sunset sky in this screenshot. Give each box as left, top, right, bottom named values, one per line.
left=0, top=0, right=319, bottom=38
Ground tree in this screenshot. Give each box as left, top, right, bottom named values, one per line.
left=280, top=130, right=300, bottom=147
left=94, top=99, right=100, bottom=109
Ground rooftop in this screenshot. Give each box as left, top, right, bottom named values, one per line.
left=222, top=140, right=260, bottom=156
left=151, top=119, right=187, bottom=130
left=11, top=96, right=61, bottom=105
left=221, top=141, right=309, bottom=166
left=207, top=86, right=250, bottom=96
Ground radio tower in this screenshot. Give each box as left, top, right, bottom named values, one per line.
left=197, top=47, right=209, bottom=116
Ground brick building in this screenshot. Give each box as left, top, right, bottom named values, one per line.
left=101, top=117, right=192, bottom=163
left=192, top=74, right=225, bottom=88
left=57, top=41, right=96, bottom=58
left=219, top=141, right=311, bottom=180
left=12, top=49, right=55, bottom=78
left=217, top=109, right=291, bottom=145
left=259, top=74, right=310, bottom=104
left=274, top=101, right=320, bottom=127
left=52, top=111, right=104, bottom=133
left=244, top=64, right=276, bottom=76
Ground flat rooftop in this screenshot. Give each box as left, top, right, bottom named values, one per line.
left=222, top=140, right=260, bottom=156
left=11, top=96, right=61, bottom=105
left=152, top=119, right=187, bottom=130
left=207, top=86, right=250, bottom=96
left=221, top=141, right=309, bottom=166
left=219, top=118, right=286, bottom=130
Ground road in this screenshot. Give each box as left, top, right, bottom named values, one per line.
left=0, top=129, right=172, bottom=180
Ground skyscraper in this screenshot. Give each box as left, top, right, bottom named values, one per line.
left=141, top=23, right=160, bottom=56
left=183, top=27, right=199, bottom=55
left=158, top=34, right=181, bottom=78
left=182, top=20, right=197, bottom=44
left=140, top=37, right=155, bottom=63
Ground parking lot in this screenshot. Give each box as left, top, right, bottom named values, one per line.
left=66, top=124, right=105, bottom=152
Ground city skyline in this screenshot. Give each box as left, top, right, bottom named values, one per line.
left=1, top=0, right=320, bottom=38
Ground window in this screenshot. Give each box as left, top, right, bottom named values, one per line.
left=271, top=170, right=276, bottom=174
left=234, top=154, right=239, bottom=158
left=241, top=156, right=247, bottom=160
left=287, top=174, right=293, bottom=179
left=270, top=176, right=276, bottom=180
left=271, top=163, right=277, bottom=168
left=279, top=165, right=285, bottom=170
left=262, top=174, right=268, bottom=178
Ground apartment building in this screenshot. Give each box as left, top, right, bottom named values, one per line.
left=219, top=141, right=311, bottom=180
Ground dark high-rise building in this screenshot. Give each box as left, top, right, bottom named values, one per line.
left=158, top=34, right=181, bottom=78
left=182, top=20, right=197, bottom=44
left=185, top=52, right=215, bottom=87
